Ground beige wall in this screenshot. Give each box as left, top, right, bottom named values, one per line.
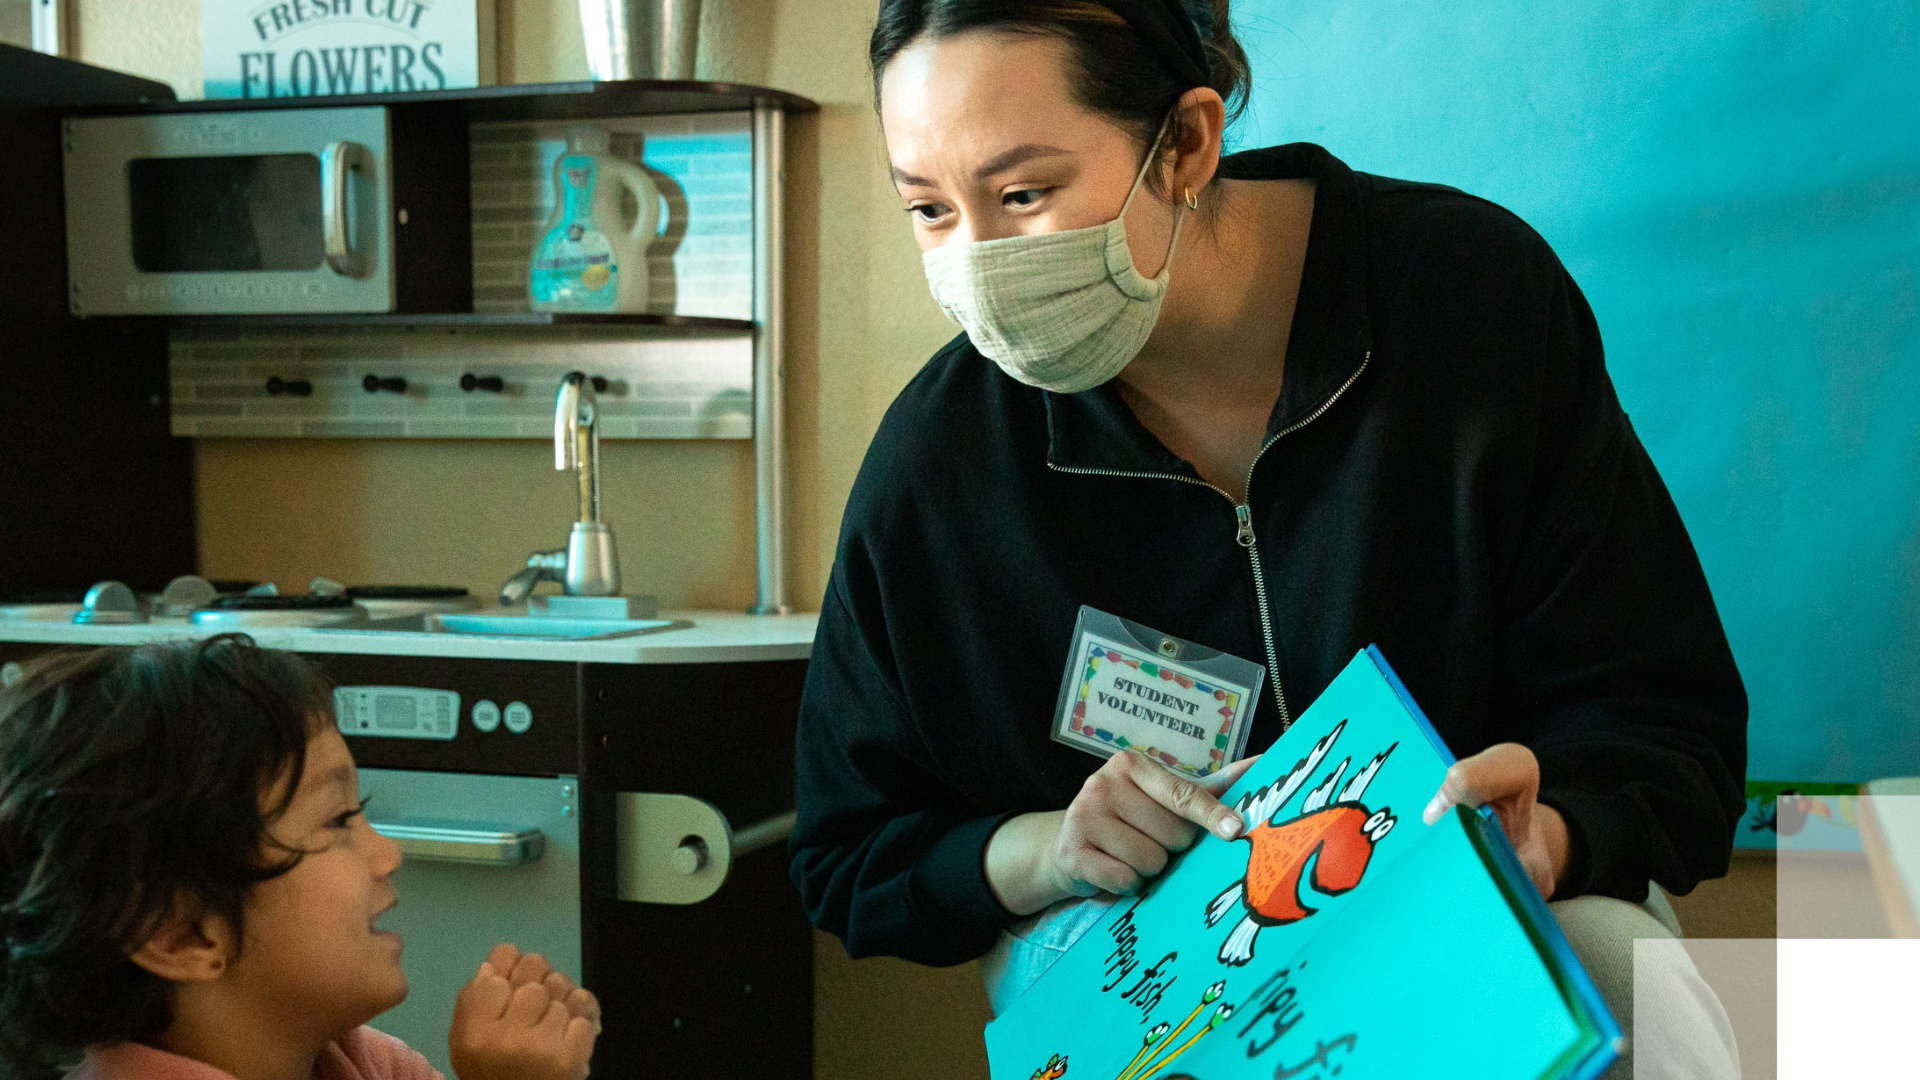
left=74, top=0, right=200, bottom=94
left=72, top=1, right=983, bottom=1076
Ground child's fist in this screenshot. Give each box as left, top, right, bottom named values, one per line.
left=450, top=949, right=598, bottom=1080
left=484, top=943, right=602, bottom=1032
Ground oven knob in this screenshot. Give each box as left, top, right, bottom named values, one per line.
left=671, top=838, right=709, bottom=875
left=471, top=700, right=501, bottom=733
left=504, top=701, right=532, bottom=734
left=73, top=581, right=144, bottom=625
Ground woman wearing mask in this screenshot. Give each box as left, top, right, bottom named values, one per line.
left=791, top=2, right=1745, bottom=1076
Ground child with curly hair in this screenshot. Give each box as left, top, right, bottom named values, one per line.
left=0, top=635, right=600, bottom=1080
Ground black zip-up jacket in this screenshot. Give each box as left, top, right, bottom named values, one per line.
left=790, top=143, right=1748, bottom=966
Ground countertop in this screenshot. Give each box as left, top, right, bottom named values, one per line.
left=0, top=609, right=817, bottom=665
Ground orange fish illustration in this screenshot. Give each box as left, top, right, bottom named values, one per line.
left=1030, top=1053, right=1068, bottom=1079
left=1205, top=721, right=1398, bottom=966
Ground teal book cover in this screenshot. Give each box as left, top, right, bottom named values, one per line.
left=984, top=647, right=1622, bottom=1080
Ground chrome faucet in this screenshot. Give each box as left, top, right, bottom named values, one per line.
left=499, top=550, right=568, bottom=607
left=555, top=371, right=620, bottom=597
left=556, top=370, right=603, bottom=525
left=499, top=372, right=622, bottom=607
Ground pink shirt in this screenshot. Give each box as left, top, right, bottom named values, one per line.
left=68, top=1027, right=445, bottom=1080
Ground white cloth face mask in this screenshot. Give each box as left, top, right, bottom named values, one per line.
left=920, top=126, right=1187, bottom=394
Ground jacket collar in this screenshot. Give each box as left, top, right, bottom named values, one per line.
left=1043, top=143, right=1373, bottom=477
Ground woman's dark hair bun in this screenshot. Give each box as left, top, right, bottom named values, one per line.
left=872, top=0, right=1254, bottom=158
left=1187, top=0, right=1250, bottom=128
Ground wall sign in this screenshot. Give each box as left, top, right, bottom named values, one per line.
left=202, top=0, right=481, bottom=99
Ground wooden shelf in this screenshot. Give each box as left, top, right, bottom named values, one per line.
left=84, top=311, right=757, bottom=333
left=0, top=44, right=175, bottom=112
left=57, top=79, right=818, bottom=121
left=52, top=78, right=799, bottom=337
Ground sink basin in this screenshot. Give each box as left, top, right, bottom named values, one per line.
left=343, top=607, right=686, bottom=640
left=428, top=613, right=680, bottom=639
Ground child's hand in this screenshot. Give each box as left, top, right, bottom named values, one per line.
left=450, top=946, right=598, bottom=1080
left=482, top=943, right=602, bottom=1032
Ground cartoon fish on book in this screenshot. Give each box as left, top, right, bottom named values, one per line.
left=1030, top=1054, right=1068, bottom=1080
left=1023, top=982, right=1234, bottom=1080
left=1205, top=720, right=1398, bottom=966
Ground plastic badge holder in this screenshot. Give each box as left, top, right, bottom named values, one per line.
left=1051, top=605, right=1265, bottom=780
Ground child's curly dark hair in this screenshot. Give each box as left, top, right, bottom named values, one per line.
left=0, top=635, right=334, bottom=1075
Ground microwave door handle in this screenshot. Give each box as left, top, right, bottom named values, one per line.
left=321, top=140, right=372, bottom=279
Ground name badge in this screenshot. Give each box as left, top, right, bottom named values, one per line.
left=1051, top=606, right=1264, bottom=780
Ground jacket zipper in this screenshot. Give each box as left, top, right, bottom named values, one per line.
left=1046, top=351, right=1371, bottom=734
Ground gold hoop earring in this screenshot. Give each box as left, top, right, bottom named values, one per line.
left=1184, top=187, right=1199, bottom=210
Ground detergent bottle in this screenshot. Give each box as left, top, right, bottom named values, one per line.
left=529, top=126, right=663, bottom=312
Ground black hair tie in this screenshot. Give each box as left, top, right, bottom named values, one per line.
left=1096, top=0, right=1211, bottom=89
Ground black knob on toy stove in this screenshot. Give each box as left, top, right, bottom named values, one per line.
left=461, top=373, right=505, bottom=393
left=363, top=375, right=407, bottom=394
left=266, top=377, right=313, bottom=397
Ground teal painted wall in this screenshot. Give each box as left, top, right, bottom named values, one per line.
left=1233, top=3, right=1920, bottom=782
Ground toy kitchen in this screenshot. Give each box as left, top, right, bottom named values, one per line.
left=0, top=45, right=819, bottom=1079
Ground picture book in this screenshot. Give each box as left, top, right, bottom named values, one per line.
left=985, top=647, right=1623, bottom=1080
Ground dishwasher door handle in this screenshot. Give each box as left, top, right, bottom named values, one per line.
left=614, top=794, right=795, bottom=905
left=372, top=821, right=547, bottom=866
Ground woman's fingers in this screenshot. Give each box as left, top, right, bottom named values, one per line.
left=1422, top=745, right=1565, bottom=902
left=1080, top=811, right=1172, bottom=879
left=1112, top=781, right=1201, bottom=851
left=1066, top=846, right=1145, bottom=897
left=1200, top=754, right=1261, bottom=795
left=1530, top=855, right=1556, bottom=899
left=1422, top=743, right=1540, bottom=839
left=1422, top=743, right=1524, bottom=818
left=1127, top=755, right=1257, bottom=846
left=1062, top=777, right=1173, bottom=881
left=1119, top=750, right=1245, bottom=839
left=1511, top=825, right=1558, bottom=900
left=1036, top=751, right=1269, bottom=907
